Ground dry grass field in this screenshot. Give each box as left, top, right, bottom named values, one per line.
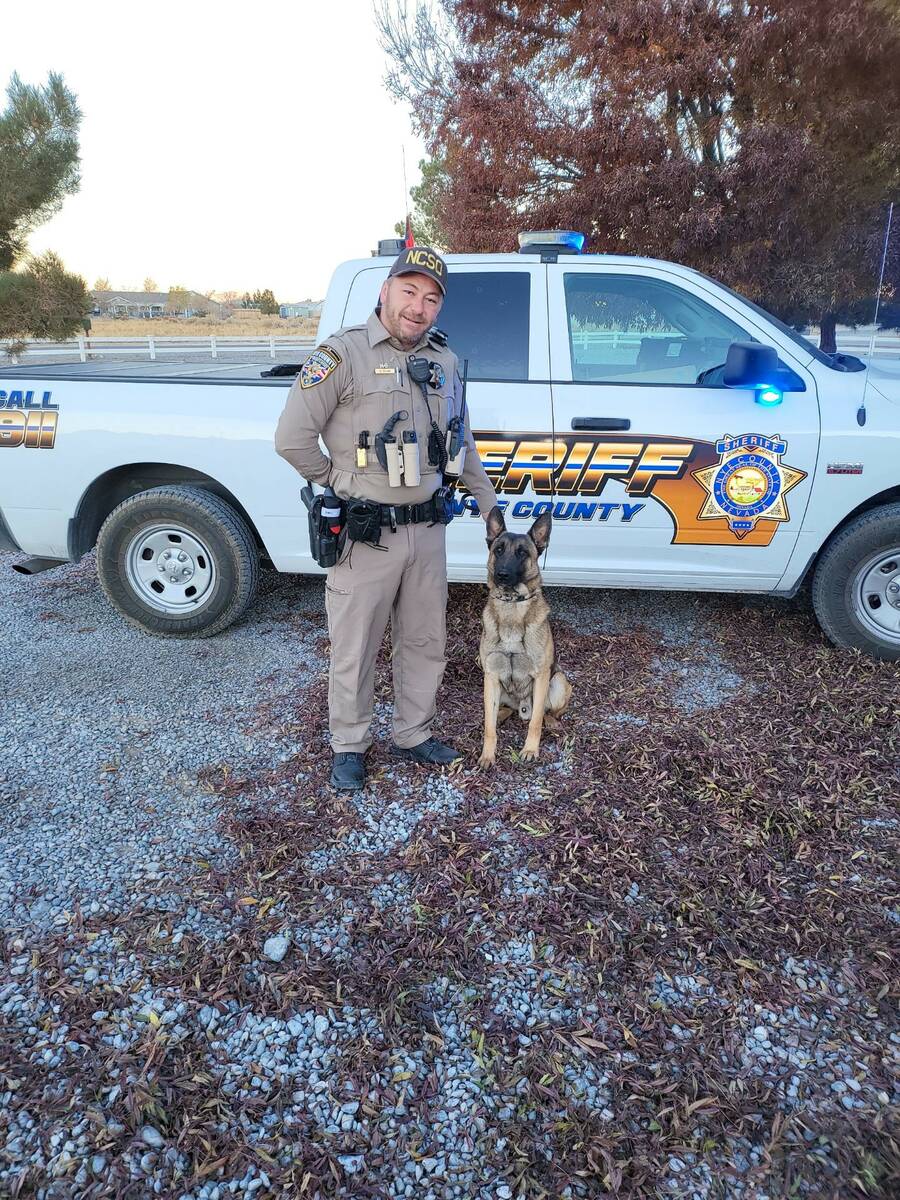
left=88, top=311, right=319, bottom=339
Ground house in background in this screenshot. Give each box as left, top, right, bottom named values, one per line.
left=91, top=290, right=226, bottom=319
left=279, top=300, right=323, bottom=319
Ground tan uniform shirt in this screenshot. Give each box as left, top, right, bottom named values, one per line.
left=274, top=311, right=498, bottom=513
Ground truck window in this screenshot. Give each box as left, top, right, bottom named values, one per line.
left=438, top=271, right=530, bottom=381
left=564, top=273, right=749, bottom=385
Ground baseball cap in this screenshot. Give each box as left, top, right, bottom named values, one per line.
left=387, top=246, right=448, bottom=295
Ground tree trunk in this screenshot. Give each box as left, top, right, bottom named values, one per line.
left=819, top=311, right=837, bottom=354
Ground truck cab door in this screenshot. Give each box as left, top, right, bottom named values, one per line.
left=544, top=264, right=820, bottom=591
left=342, top=260, right=551, bottom=579
left=435, top=262, right=551, bottom=576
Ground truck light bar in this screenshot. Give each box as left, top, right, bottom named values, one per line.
left=374, top=237, right=407, bottom=258
left=518, top=230, right=585, bottom=255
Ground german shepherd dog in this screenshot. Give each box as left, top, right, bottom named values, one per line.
left=478, top=507, right=572, bottom=768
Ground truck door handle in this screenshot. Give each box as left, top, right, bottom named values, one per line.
left=571, top=416, right=631, bottom=431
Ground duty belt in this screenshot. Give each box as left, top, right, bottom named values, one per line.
left=378, top=499, right=436, bottom=527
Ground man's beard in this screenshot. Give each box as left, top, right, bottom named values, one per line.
left=384, top=306, right=425, bottom=349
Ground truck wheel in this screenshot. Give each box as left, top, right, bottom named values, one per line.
left=96, top=485, right=259, bottom=638
left=812, top=503, right=900, bottom=660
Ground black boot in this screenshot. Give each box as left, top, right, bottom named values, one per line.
left=391, top=738, right=463, bottom=765
left=330, top=751, right=366, bottom=791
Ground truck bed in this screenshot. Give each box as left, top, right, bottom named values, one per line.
left=0, top=360, right=294, bottom=382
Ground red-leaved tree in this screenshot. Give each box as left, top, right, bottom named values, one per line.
left=378, top=0, right=900, bottom=349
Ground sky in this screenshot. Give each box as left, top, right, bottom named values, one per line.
left=5, top=0, right=427, bottom=300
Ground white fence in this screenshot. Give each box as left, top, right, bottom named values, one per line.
left=821, top=333, right=900, bottom=357
left=2, top=330, right=899, bottom=364
left=0, top=335, right=317, bottom=363
left=568, top=329, right=900, bottom=358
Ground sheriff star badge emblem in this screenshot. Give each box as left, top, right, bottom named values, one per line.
left=693, top=433, right=807, bottom=539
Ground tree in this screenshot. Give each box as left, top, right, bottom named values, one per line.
left=93, top=276, right=110, bottom=291
left=240, top=288, right=279, bottom=313
left=0, top=72, right=81, bottom=271
left=379, top=1, right=900, bottom=351
left=143, top=276, right=158, bottom=292
left=257, top=288, right=279, bottom=315
left=0, top=252, right=91, bottom=341
left=0, top=72, right=88, bottom=343
left=393, top=155, right=451, bottom=249
left=166, top=285, right=191, bottom=315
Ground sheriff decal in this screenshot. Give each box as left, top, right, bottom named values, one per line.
left=467, top=430, right=806, bottom=546
left=693, top=433, right=806, bottom=538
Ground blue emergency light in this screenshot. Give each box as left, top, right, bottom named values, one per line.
left=518, top=230, right=585, bottom=255
left=755, top=386, right=784, bottom=407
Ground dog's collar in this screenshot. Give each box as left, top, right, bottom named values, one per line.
left=490, top=585, right=541, bottom=604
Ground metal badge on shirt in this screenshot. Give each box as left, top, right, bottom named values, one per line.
left=428, top=362, right=445, bottom=389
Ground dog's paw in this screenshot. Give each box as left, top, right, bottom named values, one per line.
left=477, top=750, right=496, bottom=770
left=519, top=742, right=540, bottom=763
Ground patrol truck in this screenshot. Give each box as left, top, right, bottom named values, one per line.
left=3, top=231, right=900, bottom=660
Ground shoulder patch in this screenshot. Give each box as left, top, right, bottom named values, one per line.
left=300, top=346, right=342, bottom=389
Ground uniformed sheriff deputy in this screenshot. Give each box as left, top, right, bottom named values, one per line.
left=274, top=247, right=498, bottom=790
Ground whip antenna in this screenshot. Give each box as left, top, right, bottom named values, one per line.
left=858, top=201, right=894, bottom=427
left=401, top=147, right=414, bottom=247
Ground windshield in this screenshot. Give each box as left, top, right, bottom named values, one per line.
left=690, top=271, right=840, bottom=368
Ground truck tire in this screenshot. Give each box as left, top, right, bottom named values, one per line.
left=96, top=485, right=259, bottom=638
left=812, top=502, right=900, bottom=660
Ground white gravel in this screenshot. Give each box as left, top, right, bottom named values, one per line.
left=0, top=551, right=323, bottom=933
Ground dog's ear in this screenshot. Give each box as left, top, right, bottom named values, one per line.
left=528, top=511, right=552, bottom=554
left=485, top=505, right=506, bottom=547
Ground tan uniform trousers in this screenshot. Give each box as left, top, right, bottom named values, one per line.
left=325, top=520, right=448, bottom=753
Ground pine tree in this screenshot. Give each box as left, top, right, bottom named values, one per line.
left=393, top=156, right=451, bottom=249
left=0, top=72, right=88, bottom=342
left=257, top=288, right=279, bottom=315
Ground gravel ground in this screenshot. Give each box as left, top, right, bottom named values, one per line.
left=0, top=556, right=324, bottom=933
left=0, top=550, right=897, bottom=1199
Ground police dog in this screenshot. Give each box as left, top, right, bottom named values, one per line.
left=478, top=507, right=572, bottom=768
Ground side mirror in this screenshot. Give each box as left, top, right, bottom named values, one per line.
left=722, top=341, right=805, bottom=400
left=723, top=342, right=780, bottom=388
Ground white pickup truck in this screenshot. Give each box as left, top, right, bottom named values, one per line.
left=3, top=232, right=900, bottom=659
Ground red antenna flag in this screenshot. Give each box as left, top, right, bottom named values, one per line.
left=404, top=213, right=415, bottom=248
